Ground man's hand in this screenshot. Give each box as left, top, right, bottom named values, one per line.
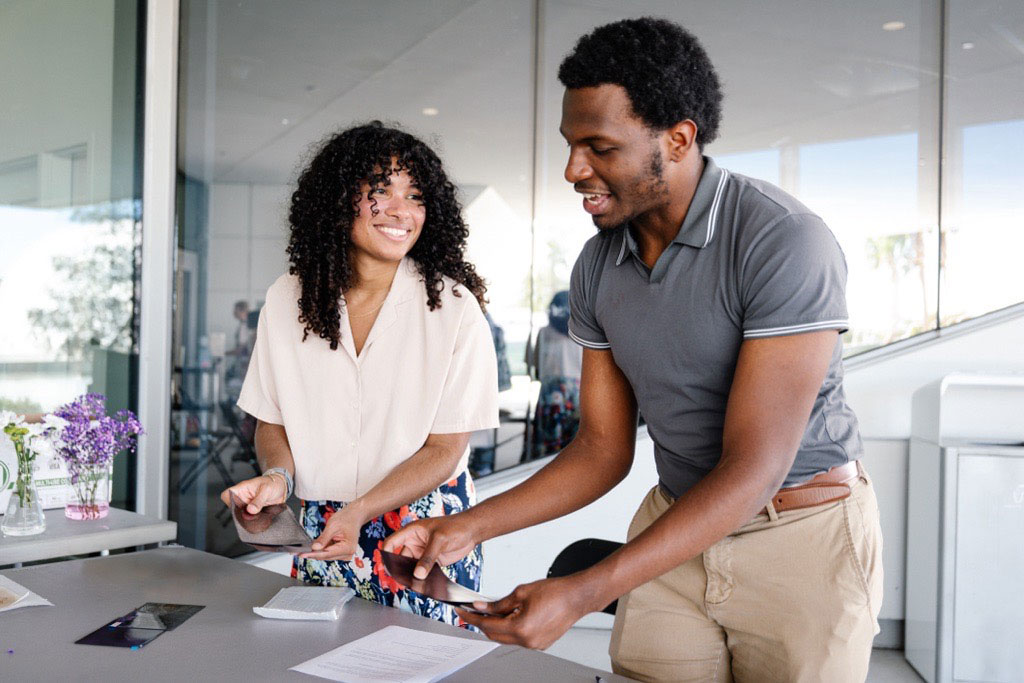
left=456, top=576, right=592, bottom=650
left=220, top=474, right=287, bottom=514
left=382, top=514, right=479, bottom=579
left=301, top=507, right=362, bottom=561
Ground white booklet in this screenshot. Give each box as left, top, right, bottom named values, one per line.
left=0, top=575, right=52, bottom=613
left=253, top=586, right=354, bottom=621
left=291, top=625, right=499, bottom=682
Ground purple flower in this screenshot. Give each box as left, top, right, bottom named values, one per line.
left=52, top=393, right=143, bottom=472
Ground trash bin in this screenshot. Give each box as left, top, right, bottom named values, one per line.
left=905, top=373, right=1024, bottom=683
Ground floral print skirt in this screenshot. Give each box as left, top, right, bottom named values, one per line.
left=292, top=470, right=482, bottom=630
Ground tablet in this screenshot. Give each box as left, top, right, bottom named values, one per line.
left=230, top=492, right=314, bottom=554
left=378, top=550, right=495, bottom=608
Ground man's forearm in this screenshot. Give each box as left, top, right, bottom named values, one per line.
left=463, top=428, right=634, bottom=543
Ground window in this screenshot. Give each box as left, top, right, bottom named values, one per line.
left=0, top=0, right=143, bottom=509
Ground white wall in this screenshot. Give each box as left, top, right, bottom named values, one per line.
left=477, top=306, right=1024, bottom=627
left=206, top=182, right=291, bottom=339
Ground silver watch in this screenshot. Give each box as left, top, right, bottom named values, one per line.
left=262, top=467, right=294, bottom=499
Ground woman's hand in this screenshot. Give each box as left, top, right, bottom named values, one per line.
left=220, top=474, right=287, bottom=514
left=301, top=506, right=364, bottom=561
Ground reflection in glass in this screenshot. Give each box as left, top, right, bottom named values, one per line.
left=164, top=0, right=1022, bottom=558
left=800, top=133, right=937, bottom=350
left=174, top=0, right=535, bottom=553
left=540, top=0, right=940, bottom=356
left=715, top=150, right=780, bottom=187
left=0, top=0, right=142, bottom=510
left=942, top=2, right=1024, bottom=324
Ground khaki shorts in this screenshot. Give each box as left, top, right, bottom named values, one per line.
left=610, top=468, right=883, bottom=682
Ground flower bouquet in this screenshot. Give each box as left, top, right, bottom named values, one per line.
left=51, top=393, right=143, bottom=520
left=1, top=412, right=62, bottom=536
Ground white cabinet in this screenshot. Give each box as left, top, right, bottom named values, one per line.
left=906, top=374, right=1024, bottom=683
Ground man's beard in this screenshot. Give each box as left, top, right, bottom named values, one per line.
left=592, top=146, right=669, bottom=230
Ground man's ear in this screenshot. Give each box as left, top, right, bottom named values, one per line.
left=666, top=120, right=698, bottom=162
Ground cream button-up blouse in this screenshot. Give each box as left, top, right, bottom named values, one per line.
left=237, top=258, right=499, bottom=502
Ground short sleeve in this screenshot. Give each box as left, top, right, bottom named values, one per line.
left=237, top=306, right=284, bottom=424
left=430, top=300, right=500, bottom=433
left=567, top=240, right=611, bottom=349
left=740, top=214, right=849, bottom=339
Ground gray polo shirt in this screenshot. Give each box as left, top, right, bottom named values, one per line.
left=568, top=157, right=862, bottom=497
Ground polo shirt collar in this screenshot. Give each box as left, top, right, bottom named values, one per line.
left=615, top=156, right=729, bottom=266
left=674, top=156, right=728, bottom=249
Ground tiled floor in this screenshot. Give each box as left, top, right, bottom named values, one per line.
left=544, top=626, right=925, bottom=681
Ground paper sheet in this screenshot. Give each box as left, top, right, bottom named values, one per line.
left=290, top=625, right=499, bottom=683
left=253, top=586, right=354, bottom=620
left=0, top=575, right=53, bottom=612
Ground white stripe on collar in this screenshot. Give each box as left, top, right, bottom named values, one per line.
left=701, top=169, right=730, bottom=249
left=616, top=229, right=628, bottom=265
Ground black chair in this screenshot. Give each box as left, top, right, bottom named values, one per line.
left=547, top=538, right=624, bottom=615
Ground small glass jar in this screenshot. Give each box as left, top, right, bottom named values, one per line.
left=65, top=463, right=111, bottom=520
left=2, top=457, right=46, bottom=536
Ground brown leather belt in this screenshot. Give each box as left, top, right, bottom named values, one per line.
left=765, top=460, right=861, bottom=514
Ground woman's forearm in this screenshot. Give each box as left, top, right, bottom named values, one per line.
left=254, top=420, right=296, bottom=475
left=344, top=432, right=469, bottom=525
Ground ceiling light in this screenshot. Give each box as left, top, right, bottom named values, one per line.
left=961, top=41, right=975, bottom=50
left=281, top=118, right=290, bottom=126
left=422, top=107, right=439, bottom=116
left=882, top=21, right=906, bottom=31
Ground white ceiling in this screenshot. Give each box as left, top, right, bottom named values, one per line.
left=177, top=0, right=1024, bottom=204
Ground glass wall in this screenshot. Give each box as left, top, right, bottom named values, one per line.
left=538, top=0, right=942, bottom=354
left=941, top=1, right=1024, bottom=323
left=0, top=0, right=143, bottom=509
left=173, top=0, right=535, bottom=553
left=172, top=0, right=1024, bottom=554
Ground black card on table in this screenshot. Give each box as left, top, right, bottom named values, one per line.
left=75, top=602, right=205, bottom=650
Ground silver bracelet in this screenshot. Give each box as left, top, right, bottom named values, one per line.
left=262, top=466, right=294, bottom=500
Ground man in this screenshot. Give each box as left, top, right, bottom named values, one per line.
left=385, top=17, right=882, bottom=682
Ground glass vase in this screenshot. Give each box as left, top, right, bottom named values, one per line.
left=2, top=460, right=46, bottom=536
left=65, top=463, right=111, bottom=520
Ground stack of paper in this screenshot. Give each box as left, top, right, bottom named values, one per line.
left=254, top=586, right=355, bottom=621
left=0, top=575, right=52, bottom=613
left=291, top=625, right=500, bottom=682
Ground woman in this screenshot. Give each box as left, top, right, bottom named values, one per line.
left=529, top=290, right=582, bottom=458
left=221, top=122, right=498, bottom=628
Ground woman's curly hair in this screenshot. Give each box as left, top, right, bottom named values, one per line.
left=287, top=121, right=487, bottom=350
left=558, top=17, right=723, bottom=150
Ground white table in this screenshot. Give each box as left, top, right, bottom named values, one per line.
left=0, top=506, right=177, bottom=565
left=0, top=546, right=630, bottom=681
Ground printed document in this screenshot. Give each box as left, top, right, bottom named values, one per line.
left=291, top=625, right=499, bottom=682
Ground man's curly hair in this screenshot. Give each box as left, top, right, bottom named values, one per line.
left=558, top=17, right=723, bottom=149
left=287, top=121, right=486, bottom=350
